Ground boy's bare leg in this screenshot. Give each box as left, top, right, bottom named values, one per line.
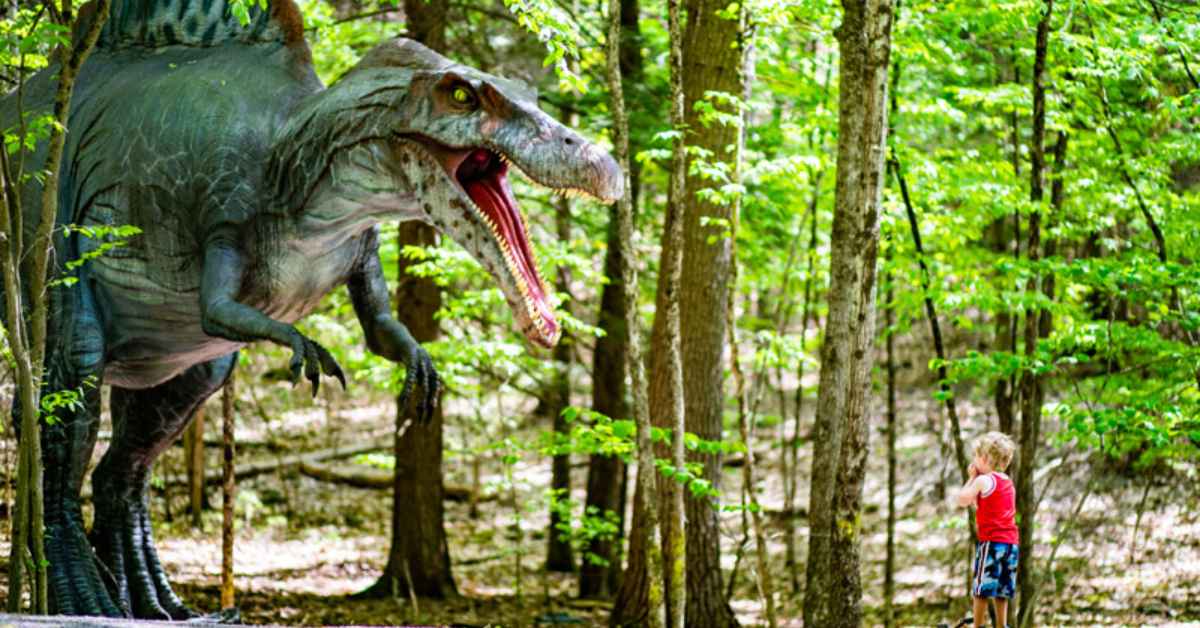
left=995, top=598, right=1009, bottom=626
left=973, top=597, right=988, bottom=627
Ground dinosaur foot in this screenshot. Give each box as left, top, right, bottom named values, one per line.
left=90, top=499, right=197, bottom=620
left=44, top=513, right=125, bottom=617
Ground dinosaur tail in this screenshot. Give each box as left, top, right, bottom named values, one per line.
left=89, top=0, right=307, bottom=50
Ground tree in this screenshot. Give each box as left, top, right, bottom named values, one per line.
left=672, top=0, right=746, bottom=624
left=3, top=0, right=112, bottom=612
left=653, top=0, right=688, bottom=622
left=605, top=0, right=664, bottom=620
left=580, top=0, right=644, bottom=597
left=545, top=171, right=575, bottom=574
left=358, top=0, right=456, bottom=599
left=183, top=406, right=209, bottom=528
left=1015, top=1, right=1054, bottom=622
left=804, top=1, right=895, bottom=626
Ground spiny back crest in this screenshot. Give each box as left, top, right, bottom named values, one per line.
left=98, top=0, right=306, bottom=49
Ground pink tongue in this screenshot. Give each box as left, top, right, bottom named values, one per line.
left=465, top=178, right=559, bottom=336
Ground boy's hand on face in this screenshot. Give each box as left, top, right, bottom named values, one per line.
left=968, top=461, right=979, bottom=478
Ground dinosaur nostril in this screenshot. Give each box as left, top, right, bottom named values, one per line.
left=564, top=136, right=575, bottom=146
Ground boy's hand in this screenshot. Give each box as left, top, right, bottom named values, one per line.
left=968, top=461, right=979, bottom=478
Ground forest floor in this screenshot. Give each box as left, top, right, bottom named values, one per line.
left=1, top=370, right=1198, bottom=627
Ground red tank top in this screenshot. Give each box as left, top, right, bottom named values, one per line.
left=976, top=472, right=1019, bottom=544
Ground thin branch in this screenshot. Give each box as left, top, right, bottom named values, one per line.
left=1146, top=0, right=1200, bottom=89
left=887, top=157, right=970, bottom=483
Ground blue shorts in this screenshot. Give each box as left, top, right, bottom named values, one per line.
left=972, top=541, right=1018, bottom=599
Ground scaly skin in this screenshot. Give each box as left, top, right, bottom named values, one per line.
left=1, top=0, right=620, bottom=618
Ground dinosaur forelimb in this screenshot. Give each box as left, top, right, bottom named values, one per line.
left=200, top=238, right=345, bottom=396
left=286, top=329, right=347, bottom=397
left=399, top=343, right=440, bottom=425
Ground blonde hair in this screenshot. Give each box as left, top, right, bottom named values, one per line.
left=974, top=431, right=1016, bottom=471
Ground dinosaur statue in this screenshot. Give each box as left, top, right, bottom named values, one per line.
left=1, top=0, right=619, bottom=618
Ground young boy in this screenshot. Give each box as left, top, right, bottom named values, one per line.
left=955, top=431, right=1020, bottom=628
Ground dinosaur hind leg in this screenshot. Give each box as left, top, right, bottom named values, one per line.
left=25, top=320, right=124, bottom=616
left=91, top=352, right=237, bottom=620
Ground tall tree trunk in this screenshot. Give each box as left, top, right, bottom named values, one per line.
left=360, top=0, right=456, bottom=599
left=994, top=57, right=1022, bottom=436
left=657, top=1, right=747, bottom=625
left=725, top=38, right=774, bottom=623
left=653, top=0, right=689, bottom=624
left=606, top=0, right=664, bottom=620
left=545, top=193, right=575, bottom=573
left=221, top=373, right=236, bottom=610
left=804, top=1, right=895, bottom=626
left=1016, top=2, right=1054, bottom=624
left=580, top=208, right=631, bottom=597
left=883, top=256, right=897, bottom=628
left=184, top=406, right=208, bottom=528
left=580, top=0, right=642, bottom=599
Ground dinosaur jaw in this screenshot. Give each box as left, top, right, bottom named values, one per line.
left=457, top=148, right=561, bottom=347
left=404, top=136, right=560, bottom=348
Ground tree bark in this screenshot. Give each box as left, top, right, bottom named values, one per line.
left=580, top=0, right=642, bottom=599
left=580, top=208, right=632, bottom=597
left=221, top=373, right=236, bottom=610
left=297, top=461, right=487, bottom=501
left=883, top=257, right=897, bottom=628
left=725, top=45, right=774, bottom=621
left=580, top=209, right=631, bottom=596
left=994, top=56, right=1022, bottom=436
left=804, top=1, right=895, bottom=626
left=360, top=0, right=457, bottom=600
left=545, top=192, right=575, bottom=574
left=650, top=1, right=747, bottom=625
left=651, top=0, right=689, bottom=624
left=606, top=0, right=663, bottom=620
left=184, top=406, right=208, bottom=528
left=1015, top=3, right=1054, bottom=625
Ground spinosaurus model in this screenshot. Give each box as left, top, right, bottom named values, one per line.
left=2, top=0, right=620, bottom=617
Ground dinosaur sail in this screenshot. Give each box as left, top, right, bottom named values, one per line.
left=97, top=0, right=304, bottom=49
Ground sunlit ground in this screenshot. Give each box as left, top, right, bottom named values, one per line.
left=0, top=375, right=1197, bottom=626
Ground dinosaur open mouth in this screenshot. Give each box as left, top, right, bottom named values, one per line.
left=454, top=148, right=560, bottom=347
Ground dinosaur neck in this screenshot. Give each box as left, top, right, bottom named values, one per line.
left=265, top=66, right=419, bottom=216
left=257, top=68, right=434, bottom=261
left=289, top=141, right=426, bottom=253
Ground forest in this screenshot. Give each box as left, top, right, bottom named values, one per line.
left=0, top=0, right=1196, bottom=626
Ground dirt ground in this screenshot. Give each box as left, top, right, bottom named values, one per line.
left=1, top=371, right=1198, bottom=627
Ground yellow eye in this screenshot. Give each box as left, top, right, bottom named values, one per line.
left=452, top=86, right=473, bottom=105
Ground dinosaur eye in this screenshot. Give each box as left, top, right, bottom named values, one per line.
left=451, top=85, right=476, bottom=107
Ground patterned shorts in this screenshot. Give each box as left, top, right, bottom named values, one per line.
left=972, top=541, right=1019, bottom=599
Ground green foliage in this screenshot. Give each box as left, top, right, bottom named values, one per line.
left=38, top=375, right=97, bottom=425
left=229, top=0, right=269, bottom=26
left=877, top=0, right=1200, bottom=469
left=499, top=0, right=588, bottom=93
left=547, top=489, right=621, bottom=567
left=0, top=7, right=68, bottom=70
left=51, top=224, right=143, bottom=288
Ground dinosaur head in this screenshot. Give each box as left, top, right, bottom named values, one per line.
left=337, top=39, right=623, bottom=349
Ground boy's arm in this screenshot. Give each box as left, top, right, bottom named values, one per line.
left=954, top=466, right=991, bottom=508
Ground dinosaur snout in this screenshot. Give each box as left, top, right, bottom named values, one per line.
left=556, top=131, right=624, bottom=203
left=589, top=148, right=623, bottom=203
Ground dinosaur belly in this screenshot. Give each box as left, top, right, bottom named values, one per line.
left=91, top=225, right=364, bottom=390
left=91, top=254, right=243, bottom=389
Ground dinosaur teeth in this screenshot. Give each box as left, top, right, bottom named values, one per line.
left=463, top=185, right=552, bottom=341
